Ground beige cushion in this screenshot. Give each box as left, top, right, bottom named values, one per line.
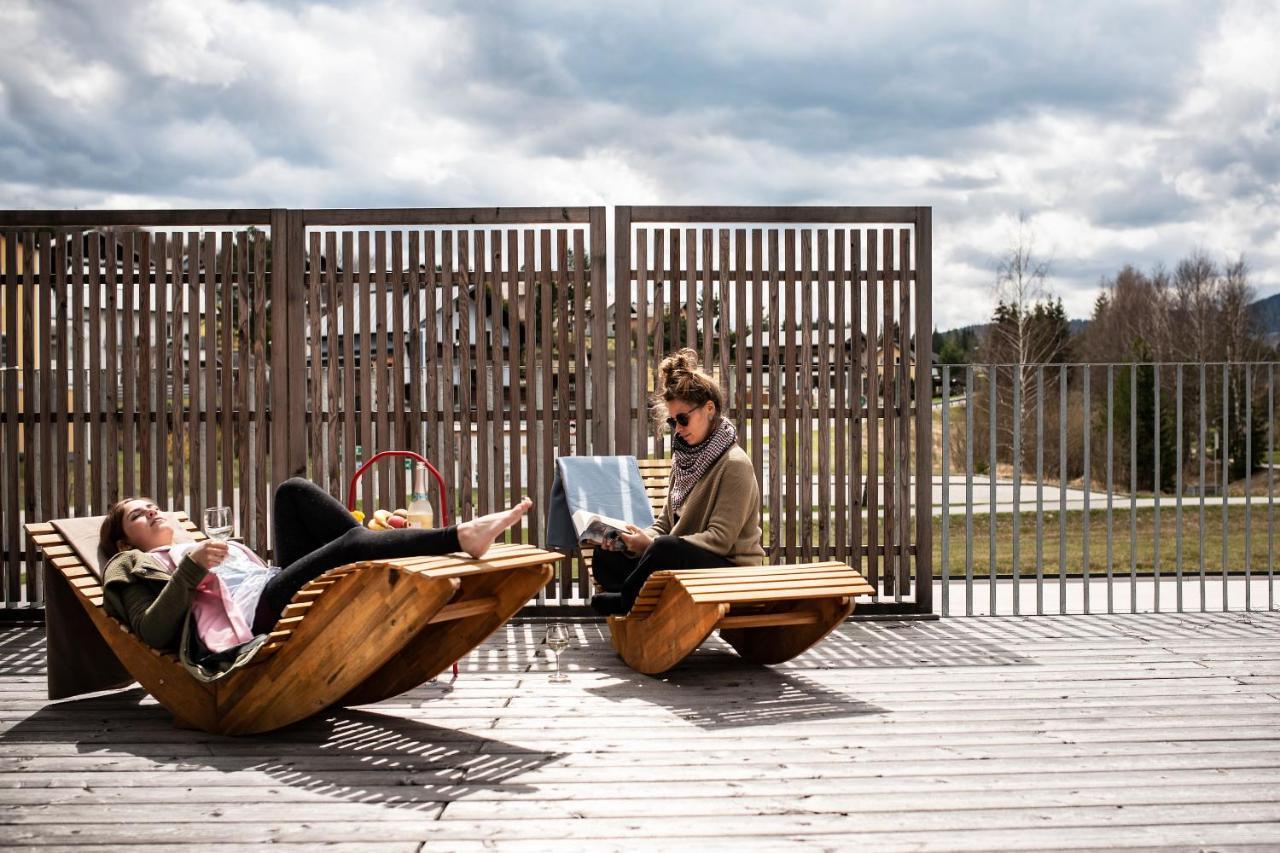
left=52, top=513, right=196, bottom=580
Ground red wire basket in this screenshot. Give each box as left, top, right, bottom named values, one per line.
left=346, top=449, right=456, bottom=677
left=346, top=450, right=449, bottom=525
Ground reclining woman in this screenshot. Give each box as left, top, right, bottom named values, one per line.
left=591, top=348, right=765, bottom=616
left=100, top=478, right=531, bottom=663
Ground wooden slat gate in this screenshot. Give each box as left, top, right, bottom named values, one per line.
left=0, top=206, right=931, bottom=615
left=613, top=207, right=932, bottom=614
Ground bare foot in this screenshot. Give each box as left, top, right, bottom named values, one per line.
left=457, top=497, right=533, bottom=559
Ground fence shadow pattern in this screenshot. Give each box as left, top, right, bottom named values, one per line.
left=0, top=206, right=932, bottom=613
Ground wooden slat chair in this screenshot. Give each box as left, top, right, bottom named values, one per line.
left=588, top=459, right=875, bottom=675
left=26, top=516, right=560, bottom=735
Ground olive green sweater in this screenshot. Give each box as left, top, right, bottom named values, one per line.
left=645, top=445, right=766, bottom=566
left=102, top=550, right=207, bottom=650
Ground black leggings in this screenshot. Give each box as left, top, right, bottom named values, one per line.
left=592, top=535, right=735, bottom=611
left=251, top=478, right=460, bottom=634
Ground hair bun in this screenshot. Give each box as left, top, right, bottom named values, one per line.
left=658, top=348, right=701, bottom=389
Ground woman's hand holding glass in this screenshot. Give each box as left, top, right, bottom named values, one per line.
left=190, top=539, right=229, bottom=570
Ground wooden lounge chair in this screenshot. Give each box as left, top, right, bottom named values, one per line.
left=589, top=458, right=876, bottom=675
left=26, top=515, right=560, bottom=735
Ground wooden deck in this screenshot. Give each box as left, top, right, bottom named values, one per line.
left=3, top=612, right=1280, bottom=851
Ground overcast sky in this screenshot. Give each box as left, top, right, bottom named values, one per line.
left=2, top=0, right=1277, bottom=329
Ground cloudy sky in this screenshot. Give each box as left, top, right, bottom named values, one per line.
left=2, top=0, right=1277, bottom=329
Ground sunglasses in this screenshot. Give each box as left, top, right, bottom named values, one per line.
left=665, top=411, right=695, bottom=429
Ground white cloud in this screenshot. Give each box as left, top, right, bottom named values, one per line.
left=1, top=1, right=1275, bottom=330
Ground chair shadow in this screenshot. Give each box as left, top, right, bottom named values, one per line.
left=585, top=650, right=887, bottom=729
left=5, top=688, right=564, bottom=812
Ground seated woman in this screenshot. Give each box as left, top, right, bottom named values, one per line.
left=99, top=478, right=531, bottom=659
left=591, top=348, right=765, bottom=615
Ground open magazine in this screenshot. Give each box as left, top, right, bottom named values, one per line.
left=571, top=509, right=637, bottom=549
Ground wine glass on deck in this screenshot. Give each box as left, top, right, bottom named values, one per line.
left=545, top=623, right=571, bottom=683
left=203, top=506, right=233, bottom=541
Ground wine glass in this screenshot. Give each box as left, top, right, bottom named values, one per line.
left=203, top=506, right=233, bottom=541
left=545, top=623, right=571, bottom=683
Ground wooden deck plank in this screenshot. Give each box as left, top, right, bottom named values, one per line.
left=0, top=613, right=1277, bottom=849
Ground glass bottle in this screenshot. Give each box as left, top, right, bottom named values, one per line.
left=407, top=463, right=434, bottom=529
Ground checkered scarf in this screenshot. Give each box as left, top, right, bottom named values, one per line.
left=668, top=417, right=738, bottom=517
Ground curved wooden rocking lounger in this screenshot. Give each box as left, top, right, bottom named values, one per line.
left=594, top=459, right=876, bottom=674
left=608, top=563, right=874, bottom=674
left=26, top=516, right=560, bottom=735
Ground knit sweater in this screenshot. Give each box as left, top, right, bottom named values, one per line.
left=645, top=445, right=766, bottom=566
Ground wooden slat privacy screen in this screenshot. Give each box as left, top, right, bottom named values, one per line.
left=0, top=206, right=931, bottom=614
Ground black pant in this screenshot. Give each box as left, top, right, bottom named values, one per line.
left=593, top=535, right=735, bottom=611
left=251, top=478, right=460, bottom=633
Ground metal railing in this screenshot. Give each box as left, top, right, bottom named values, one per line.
left=938, top=361, right=1277, bottom=615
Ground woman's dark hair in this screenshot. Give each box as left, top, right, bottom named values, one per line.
left=100, top=497, right=151, bottom=555
left=653, top=348, right=724, bottom=421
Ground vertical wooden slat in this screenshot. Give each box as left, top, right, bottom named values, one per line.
left=572, top=229, right=587, bottom=458
left=521, top=229, right=537, bottom=552
left=733, top=229, right=747, bottom=451
left=701, top=228, right=714, bottom=375
left=668, top=228, right=680, bottom=355
left=488, top=229, right=504, bottom=515
left=103, top=231, right=119, bottom=505
left=589, top=210, right=608, bottom=455
left=233, top=232, right=250, bottom=541
left=439, top=231, right=456, bottom=520
left=766, top=229, right=781, bottom=562
left=4, top=230, right=20, bottom=600
left=391, top=230, right=407, bottom=507
left=817, top=229, right=832, bottom=561
left=650, top=229, right=666, bottom=456
left=684, top=228, right=696, bottom=361
left=152, top=234, right=169, bottom=509
left=864, top=230, right=879, bottom=593
left=120, top=232, right=137, bottom=498
left=783, top=228, right=797, bottom=561
left=799, top=229, right=814, bottom=562
left=634, top=228, right=649, bottom=458
left=898, top=227, right=913, bottom=598
left=614, top=207, right=632, bottom=455
left=505, top=230, right=522, bottom=532
left=913, top=208, right=934, bottom=612
left=750, top=229, right=763, bottom=488
left=88, top=232, right=103, bottom=510
left=718, top=229, right=731, bottom=417
left=456, top=230, right=474, bottom=521
left=219, top=233, right=234, bottom=509
left=833, top=230, right=847, bottom=562
left=555, top=229, right=571, bottom=471
left=539, top=228, right=554, bottom=574
left=202, top=230, right=217, bottom=509
left=186, top=231, right=201, bottom=520
left=358, top=230, right=374, bottom=514
left=38, top=233, right=54, bottom=541
left=342, top=231, right=358, bottom=504
left=71, top=230, right=87, bottom=514
left=406, top=231, right=421, bottom=468
left=374, top=230, right=391, bottom=510
left=472, top=229, right=490, bottom=515
left=851, top=230, right=863, bottom=571
left=136, top=233, right=152, bottom=498
left=170, top=234, right=185, bottom=508
left=635, top=228, right=649, bottom=461
left=286, top=210, right=307, bottom=485
left=252, top=233, right=268, bottom=551
left=308, top=232, right=324, bottom=491
left=54, top=229, right=69, bottom=517
left=23, top=233, right=39, bottom=601
left=267, top=211, right=286, bottom=511
left=882, top=228, right=896, bottom=596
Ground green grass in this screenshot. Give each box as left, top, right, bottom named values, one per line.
left=934, top=505, right=1276, bottom=578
